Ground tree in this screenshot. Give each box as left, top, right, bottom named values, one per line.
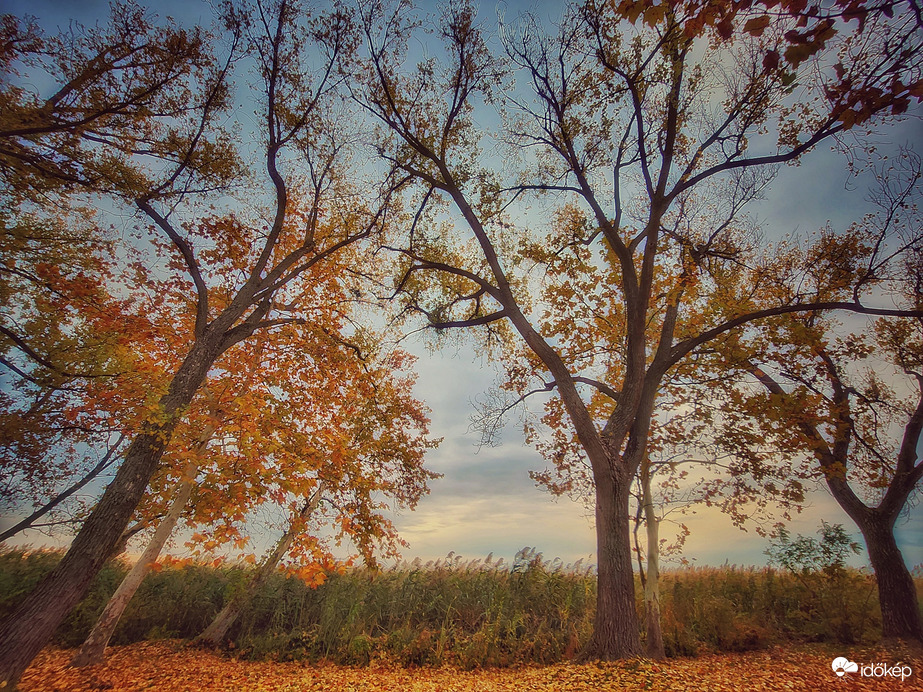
left=501, top=225, right=816, bottom=657
left=1, top=0, right=226, bottom=540
left=70, top=416, right=219, bottom=668
left=706, top=147, right=923, bottom=642
left=71, top=327, right=436, bottom=665
left=511, top=324, right=809, bottom=658
left=0, top=1, right=407, bottom=686
left=741, top=333, right=923, bottom=642
left=637, top=452, right=666, bottom=658
left=194, top=486, right=325, bottom=648
left=353, top=0, right=922, bottom=659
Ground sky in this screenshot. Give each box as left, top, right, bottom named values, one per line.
left=2, top=0, right=922, bottom=573
left=392, top=328, right=923, bottom=570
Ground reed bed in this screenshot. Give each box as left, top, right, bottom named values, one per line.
left=1, top=548, right=918, bottom=667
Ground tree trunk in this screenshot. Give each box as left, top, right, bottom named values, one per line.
left=582, top=469, right=641, bottom=660
left=858, top=512, right=923, bottom=643
left=0, top=344, right=214, bottom=690
left=641, top=457, right=665, bottom=659
left=196, top=484, right=324, bottom=647
left=71, top=452, right=206, bottom=666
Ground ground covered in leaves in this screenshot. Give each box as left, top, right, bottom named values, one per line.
left=19, top=641, right=922, bottom=691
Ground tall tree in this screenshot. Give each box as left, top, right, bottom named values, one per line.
left=353, top=0, right=922, bottom=659
left=740, top=323, right=923, bottom=642
left=0, top=1, right=405, bottom=687
left=711, top=152, right=923, bottom=641
left=496, top=211, right=813, bottom=657
left=1, top=0, right=217, bottom=540
left=72, top=325, right=436, bottom=665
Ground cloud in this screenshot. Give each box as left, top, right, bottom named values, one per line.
left=393, top=493, right=596, bottom=565
left=400, top=335, right=923, bottom=571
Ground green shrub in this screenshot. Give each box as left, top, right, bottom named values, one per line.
left=764, top=523, right=878, bottom=644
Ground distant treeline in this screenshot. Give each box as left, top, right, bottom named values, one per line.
left=2, top=548, right=919, bottom=667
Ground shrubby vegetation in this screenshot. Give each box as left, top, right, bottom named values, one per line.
left=3, top=548, right=918, bottom=668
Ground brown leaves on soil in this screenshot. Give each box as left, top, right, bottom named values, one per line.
left=19, top=641, right=921, bottom=691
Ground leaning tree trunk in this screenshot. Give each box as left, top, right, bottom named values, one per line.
left=71, top=434, right=212, bottom=667
left=858, top=511, right=923, bottom=643
left=641, top=456, right=665, bottom=659
left=196, top=484, right=325, bottom=647
left=583, top=467, right=642, bottom=659
left=0, top=342, right=216, bottom=690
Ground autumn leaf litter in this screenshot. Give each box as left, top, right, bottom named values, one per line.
left=17, top=641, right=922, bottom=691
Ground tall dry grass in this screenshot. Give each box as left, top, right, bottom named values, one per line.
left=1, top=548, right=918, bottom=666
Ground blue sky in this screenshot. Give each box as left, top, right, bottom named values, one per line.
left=2, top=0, right=921, bottom=573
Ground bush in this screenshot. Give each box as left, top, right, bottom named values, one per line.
left=764, top=523, right=877, bottom=644
left=0, top=549, right=63, bottom=622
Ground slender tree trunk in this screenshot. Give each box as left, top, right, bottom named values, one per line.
left=71, top=434, right=211, bottom=667
left=196, top=484, right=324, bottom=647
left=641, top=456, right=665, bottom=659
left=0, top=343, right=215, bottom=690
left=582, top=468, right=641, bottom=660
left=857, top=512, right=923, bottom=643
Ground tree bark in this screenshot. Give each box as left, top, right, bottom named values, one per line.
left=196, top=484, right=324, bottom=647
left=582, top=468, right=641, bottom=660
left=71, top=443, right=208, bottom=667
left=857, top=511, right=923, bottom=643
left=0, top=342, right=215, bottom=690
left=641, top=456, right=665, bottom=659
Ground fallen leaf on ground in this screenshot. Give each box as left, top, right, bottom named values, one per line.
left=18, top=641, right=922, bottom=691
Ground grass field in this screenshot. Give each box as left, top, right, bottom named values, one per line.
left=4, top=549, right=923, bottom=690
left=19, top=640, right=922, bottom=691
left=6, top=548, right=917, bottom=668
